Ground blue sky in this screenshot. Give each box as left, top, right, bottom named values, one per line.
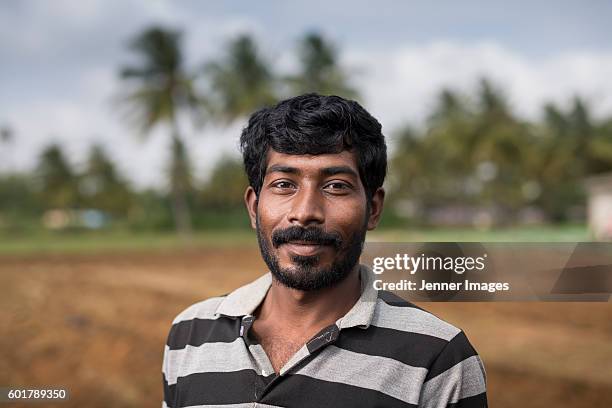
left=1, top=0, right=611, bottom=188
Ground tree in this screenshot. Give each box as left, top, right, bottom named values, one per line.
left=0, top=174, right=42, bottom=217
left=391, top=88, right=477, bottom=213
left=287, top=32, right=358, bottom=98
left=119, top=26, right=204, bottom=236
left=206, top=34, right=277, bottom=121
left=391, top=80, right=533, bottom=225
left=36, top=144, right=79, bottom=209
left=469, top=79, right=532, bottom=215
left=80, top=144, right=132, bottom=216
left=198, top=157, right=248, bottom=210
left=0, top=125, right=13, bottom=171
left=537, top=97, right=612, bottom=220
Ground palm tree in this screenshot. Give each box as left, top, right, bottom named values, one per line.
left=37, top=144, right=79, bottom=209
left=119, top=26, right=204, bottom=236
left=81, top=144, right=132, bottom=216
left=0, top=125, right=13, bottom=172
left=287, top=32, right=358, bottom=98
left=469, top=79, right=531, bottom=218
left=206, top=34, right=277, bottom=121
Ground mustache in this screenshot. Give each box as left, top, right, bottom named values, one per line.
left=272, top=226, right=342, bottom=249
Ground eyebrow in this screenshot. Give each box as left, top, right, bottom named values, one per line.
left=266, top=164, right=358, bottom=178
left=320, top=166, right=359, bottom=178
left=266, top=164, right=299, bottom=175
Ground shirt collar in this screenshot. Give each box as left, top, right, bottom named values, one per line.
left=336, top=264, right=378, bottom=329
left=215, top=272, right=272, bottom=318
left=214, top=264, right=378, bottom=330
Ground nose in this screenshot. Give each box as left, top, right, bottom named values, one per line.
left=286, top=184, right=325, bottom=227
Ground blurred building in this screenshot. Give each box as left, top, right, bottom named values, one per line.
left=584, top=173, right=612, bottom=241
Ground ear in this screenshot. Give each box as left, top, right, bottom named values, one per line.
left=244, top=186, right=258, bottom=229
left=367, top=187, right=385, bottom=230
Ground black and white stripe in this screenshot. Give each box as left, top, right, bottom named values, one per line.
left=162, top=267, right=487, bottom=407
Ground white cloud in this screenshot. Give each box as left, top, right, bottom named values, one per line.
left=346, top=41, right=612, bottom=135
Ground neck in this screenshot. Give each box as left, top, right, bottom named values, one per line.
left=258, top=265, right=362, bottom=332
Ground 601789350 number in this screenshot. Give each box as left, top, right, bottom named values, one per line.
left=2, top=388, right=68, bottom=401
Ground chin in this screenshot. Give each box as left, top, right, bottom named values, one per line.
left=271, top=259, right=355, bottom=292
left=287, top=253, right=336, bottom=270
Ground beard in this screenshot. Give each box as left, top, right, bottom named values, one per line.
left=255, top=209, right=368, bottom=291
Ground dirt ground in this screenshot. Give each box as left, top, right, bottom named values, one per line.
left=1, top=247, right=611, bottom=407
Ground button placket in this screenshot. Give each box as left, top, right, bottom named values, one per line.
left=306, top=324, right=340, bottom=354
left=240, top=315, right=276, bottom=402
left=240, top=315, right=255, bottom=341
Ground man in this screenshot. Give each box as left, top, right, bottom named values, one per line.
left=162, top=94, right=487, bottom=407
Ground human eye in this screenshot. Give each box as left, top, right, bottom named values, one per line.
left=323, top=181, right=352, bottom=194
left=270, top=180, right=296, bottom=192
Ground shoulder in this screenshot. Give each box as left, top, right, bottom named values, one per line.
left=164, top=271, right=272, bottom=349
left=366, top=291, right=481, bottom=371
left=161, top=294, right=239, bottom=405
left=170, top=296, right=227, bottom=326
left=371, top=291, right=487, bottom=404
left=372, top=291, right=487, bottom=404
left=165, top=295, right=236, bottom=354
left=373, top=290, right=462, bottom=342
left=165, top=295, right=235, bottom=349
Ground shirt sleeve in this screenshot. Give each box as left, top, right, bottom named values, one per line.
left=418, top=331, right=488, bottom=408
left=162, top=329, right=176, bottom=408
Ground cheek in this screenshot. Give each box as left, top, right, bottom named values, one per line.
left=256, top=199, right=285, bottom=233
left=329, top=200, right=368, bottom=233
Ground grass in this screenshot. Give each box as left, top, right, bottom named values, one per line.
left=0, top=229, right=258, bottom=255
left=0, top=224, right=593, bottom=255
left=369, top=224, right=592, bottom=242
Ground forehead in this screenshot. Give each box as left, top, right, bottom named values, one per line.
left=264, top=149, right=359, bottom=175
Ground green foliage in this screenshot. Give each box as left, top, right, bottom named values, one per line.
left=390, top=79, right=612, bottom=225
left=80, top=144, right=133, bottom=216
left=198, top=157, right=248, bottom=210
left=0, top=174, right=39, bottom=212
left=127, top=189, right=174, bottom=231
left=120, top=27, right=205, bottom=133
left=206, top=34, right=277, bottom=120
left=286, top=32, right=359, bottom=98
left=35, top=144, right=80, bottom=209
left=192, top=209, right=251, bottom=230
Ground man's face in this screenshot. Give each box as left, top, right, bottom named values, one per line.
left=245, top=149, right=384, bottom=291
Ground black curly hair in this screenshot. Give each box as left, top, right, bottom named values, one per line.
left=239, top=93, right=387, bottom=202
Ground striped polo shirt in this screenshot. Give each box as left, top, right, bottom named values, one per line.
left=162, top=265, right=487, bottom=407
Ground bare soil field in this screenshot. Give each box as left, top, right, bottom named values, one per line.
left=1, top=248, right=611, bottom=407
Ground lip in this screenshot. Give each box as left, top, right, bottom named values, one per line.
left=283, top=241, right=327, bottom=256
